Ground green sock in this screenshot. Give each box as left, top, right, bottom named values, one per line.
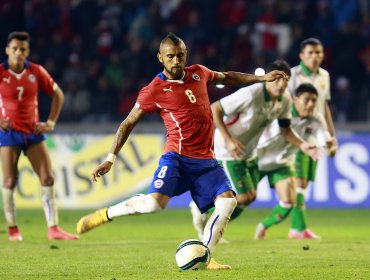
left=291, top=193, right=308, bottom=231
left=261, top=204, right=292, bottom=229
left=230, top=205, right=244, bottom=221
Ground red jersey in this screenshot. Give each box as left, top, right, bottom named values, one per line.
left=0, top=60, right=56, bottom=133
left=136, top=64, right=218, bottom=159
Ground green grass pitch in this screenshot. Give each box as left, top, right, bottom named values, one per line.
left=0, top=208, right=369, bottom=279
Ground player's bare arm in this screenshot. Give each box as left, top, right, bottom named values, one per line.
left=211, top=101, right=245, bottom=160
left=280, top=126, right=321, bottom=161
left=33, top=85, right=64, bottom=135
left=212, top=70, right=288, bottom=86
left=91, top=107, right=146, bottom=182
left=324, top=102, right=337, bottom=156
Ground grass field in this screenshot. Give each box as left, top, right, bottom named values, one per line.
left=0, top=208, right=369, bottom=280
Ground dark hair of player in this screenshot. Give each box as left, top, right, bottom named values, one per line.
left=267, top=59, right=291, bottom=78
left=7, top=31, right=31, bottom=45
left=159, top=32, right=184, bottom=51
left=300, top=38, right=323, bottom=51
left=295, top=83, right=318, bottom=97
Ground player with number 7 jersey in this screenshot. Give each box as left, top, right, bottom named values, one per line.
left=0, top=60, right=56, bottom=133
left=0, top=31, right=78, bottom=242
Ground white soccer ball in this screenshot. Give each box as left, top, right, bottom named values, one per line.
left=175, top=239, right=211, bottom=270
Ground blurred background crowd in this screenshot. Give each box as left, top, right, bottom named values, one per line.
left=1, top=0, right=369, bottom=124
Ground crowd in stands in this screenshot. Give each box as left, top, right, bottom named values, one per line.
left=1, top=0, right=369, bottom=123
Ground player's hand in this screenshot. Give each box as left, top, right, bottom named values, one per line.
left=262, top=70, right=289, bottom=82
left=325, top=136, right=337, bottom=157
left=0, top=118, right=12, bottom=131
left=33, top=122, right=54, bottom=135
left=226, top=138, right=246, bottom=160
left=300, top=142, right=321, bottom=161
left=91, top=162, right=113, bottom=182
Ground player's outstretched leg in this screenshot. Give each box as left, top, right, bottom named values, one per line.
left=77, top=194, right=163, bottom=234
left=202, top=197, right=236, bottom=270
left=77, top=208, right=110, bottom=234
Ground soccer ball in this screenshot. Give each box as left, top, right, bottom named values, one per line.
left=175, top=239, right=211, bottom=270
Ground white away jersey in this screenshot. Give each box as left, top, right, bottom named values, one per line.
left=288, top=63, right=330, bottom=116
left=257, top=109, right=328, bottom=171
left=214, top=83, right=292, bottom=160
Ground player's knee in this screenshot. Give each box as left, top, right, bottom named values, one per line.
left=40, top=175, right=54, bottom=186
left=214, top=197, right=237, bottom=217
left=3, top=177, right=17, bottom=189
left=237, top=191, right=256, bottom=206
left=142, top=194, right=163, bottom=213
left=280, top=200, right=294, bottom=207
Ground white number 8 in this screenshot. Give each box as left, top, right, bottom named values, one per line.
left=158, top=166, right=168, bottom=178
left=185, top=89, right=197, bottom=103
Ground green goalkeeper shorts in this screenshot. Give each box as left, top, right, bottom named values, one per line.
left=218, top=158, right=260, bottom=195
left=294, top=151, right=317, bottom=181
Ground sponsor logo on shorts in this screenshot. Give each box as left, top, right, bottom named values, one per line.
left=154, top=179, right=164, bottom=188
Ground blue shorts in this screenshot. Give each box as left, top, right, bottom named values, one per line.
left=148, top=152, right=234, bottom=213
left=0, top=130, right=46, bottom=152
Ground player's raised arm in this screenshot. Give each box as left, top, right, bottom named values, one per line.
left=211, top=70, right=289, bottom=86
left=91, top=106, right=146, bottom=182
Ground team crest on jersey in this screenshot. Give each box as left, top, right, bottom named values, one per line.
left=192, top=74, right=200, bottom=81
left=154, top=179, right=164, bottom=189
left=28, top=74, right=36, bottom=83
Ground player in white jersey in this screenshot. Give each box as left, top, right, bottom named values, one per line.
left=288, top=38, right=337, bottom=239
left=254, top=83, right=332, bottom=240
left=189, top=60, right=321, bottom=241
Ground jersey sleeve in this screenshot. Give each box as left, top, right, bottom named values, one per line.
left=37, top=65, right=57, bottom=95
left=135, top=86, right=157, bottom=113
left=219, top=86, right=253, bottom=116
left=197, top=64, right=219, bottom=84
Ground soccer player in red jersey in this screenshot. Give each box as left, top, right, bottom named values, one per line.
left=0, top=32, right=78, bottom=241
left=77, top=33, right=287, bottom=269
